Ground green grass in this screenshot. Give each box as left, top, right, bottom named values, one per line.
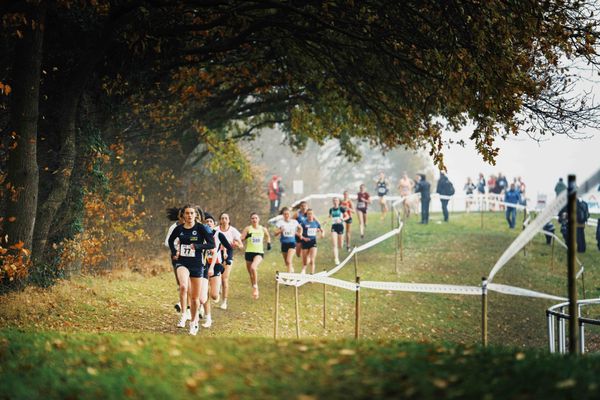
left=2, top=329, right=600, bottom=400
left=1, top=210, right=600, bottom=398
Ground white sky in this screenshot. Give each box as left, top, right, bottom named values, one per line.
left=438, top=129, right=600, bottom=199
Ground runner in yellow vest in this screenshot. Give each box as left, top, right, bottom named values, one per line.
left=240, top=213, right=271, bottom=299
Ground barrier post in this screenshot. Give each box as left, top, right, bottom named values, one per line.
left=322, top=269, right=327, bottom=329
left=481, top=277, right=488, bottom=347
left=294, top=284, right=301, bottom=339
left=581, top=269, right=586, bottom=300
left=274, top=271, right=280, bottom=340
left=394, top=229, right=399, bottom=274
left=550, top=237, right=555, bottom=267
left=390, top=204, right=394, bottom=230
left=567, top=174, right=579, bottom=354
left=399, top=228, right=404, bottom=261
left=354, top=253, right=358, bottom=278
left=355, top=276, right=361, bottom=340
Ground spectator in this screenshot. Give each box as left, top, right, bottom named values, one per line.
left=542, top=221, right=555, bottom=245
left=414, top=173, right=431, bottom=224
left=554, top=178, right=567, bottom=197
left=477, top=173, right=486, bottom=194
left=464, top=177, right=476, bottom=213
left=268, top=175, right=279, bottom=216
left=504, top=183, right=521, bottom=229
left=496, top=173, right=509, bottom=211
left=436, top=172, right=455, bottom=222
left=276, top=176, right=284, bottom=210
left=558, top=198, right=590, bottom=253
left=517, top=176, right=527, bottom=206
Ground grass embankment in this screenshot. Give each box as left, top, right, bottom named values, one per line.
left=1, top=210, right=599, bottom=398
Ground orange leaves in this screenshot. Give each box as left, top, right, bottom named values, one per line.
left=0, top=243, right=31, bottom=283
left=0, top=82, right=12, bottom=95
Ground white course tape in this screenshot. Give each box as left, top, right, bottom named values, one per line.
left=487, top=283, right=567, bottom=301
left=355, top=228, right=401, bottom=252
left=277, top=273, right=359, bottom=291
left=488, top=167, right=600, bottom=283
left=360, top=280, right=481, bottom=295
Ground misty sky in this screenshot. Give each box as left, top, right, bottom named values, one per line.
left=438, top=129, right=600, bottom=201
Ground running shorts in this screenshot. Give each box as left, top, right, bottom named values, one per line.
left=331, top=223, right=344, bottom=234
left=301, top=240, right=317, bottom=249
left=245, top=252, right=264, bottom=262
left=281, top=242, right=296, bottom=253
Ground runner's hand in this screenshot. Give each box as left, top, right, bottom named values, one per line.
left=267, top=242, right=272, bottom=251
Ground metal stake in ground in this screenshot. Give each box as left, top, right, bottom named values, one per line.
left=567, top=174, right=579, bottom=354
left=355, top=276, right=361, bottom=340
left=481, top=277, right=488, bottom=347
left=354, top=252, right=358, bottom=279
left=295, top=284, right=301, bottom=339
left=394, top=227, right=399, bottom=274
left=274, top=271, right=280, bottom=340
left=322, top=269, right=327, bottom=329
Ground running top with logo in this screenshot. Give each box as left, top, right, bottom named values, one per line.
left=376, top=179, right=388, bottom=197
left=245, top=225, right=265, bottom=254
left=329, top=207, right=347, bottom=226
left=168, top=223, right=215, bottom=270
left=216, top=225, right=241, bottom=263
left=206, top=229, right=233, bottom=266
left=296, top=210, right=308, bottom=225
left=356, top=192, right=370, bottom=212
left=301, top=220, right=321, bottom=241
left=275, top=218, right=300, bottom=244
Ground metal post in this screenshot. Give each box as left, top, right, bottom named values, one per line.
left=274, top=272, right=280, bottom=340
left=481, top=277, right=488, bottom=347
left=567, top=174, right=579, bottom=354
left=399, top=228, right=404, bottom=261
left=579, top=321, right=586, bottom=354
left=550, top=237, right=555, bottom=267
left=322, top=270, right=327, bottom=329
left=394, top=229, right=399, bottom=274
left=558, top=314, right=566, bottom=354
left=354, top=253, right=358, bottom=279
left=355, top=276, right=361, bottom=340
left=294, top=284, right=300, bottom=339
left=390, top=204, right=394, bottom=230
left=581, top=269, right=586, bottom=300
left=547, top=313, right=555, bottom=353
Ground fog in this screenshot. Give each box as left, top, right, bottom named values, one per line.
left=438, top=129, right=600, bottom=202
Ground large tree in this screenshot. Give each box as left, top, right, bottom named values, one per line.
left=1, top=0, right=600, bottom=274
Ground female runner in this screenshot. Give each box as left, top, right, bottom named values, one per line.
left=328, top=197, right=347, bottom=265
left=293, top=201, right=309, bottom=258
left=300, top=209, right=324, bottom=274
left=375, top=172, right=389, bottom=220
left=167, top=205, right=215, bottom=335
left=356, top=184, right=371, bottom=239
left=240, top=213, right=272, bottom=299
left=340, top=191, right=354, bottom=251
left=165, top=207, right=189, bottom=317
left=216, top=213, right=243, bottom=310
left=202, top=214, right=232, bottom=328
left=274, top=207, right=303, bottom=273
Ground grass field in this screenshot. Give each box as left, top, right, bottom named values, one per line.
left=1, top=209, right=600, bottom=398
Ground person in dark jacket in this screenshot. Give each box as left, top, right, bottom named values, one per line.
left=415, top=174, right=431, bottom=224
left=558, top=198, right=590, bottom=253
left=436, top=172, right=454, bottom=222
left=504, top=183, right=521, bottom=229
left=554, top=178, right=567, bottom=197
left=542, top=221, right=555, bottom=245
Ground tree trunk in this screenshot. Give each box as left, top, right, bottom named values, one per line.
left=32, top=89, right=78, bottom=262
left=2, top=4, right=45, bottom=251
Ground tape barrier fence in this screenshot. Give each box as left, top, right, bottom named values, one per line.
left=277, top=273, right=358, bottom=291
left=488, top=167, right=600, bottom=283
left=537, top=230, right=584, bottom=268
left=487, top=283, right=567, bottom=302
left=360, top=280, right=481, bottom=295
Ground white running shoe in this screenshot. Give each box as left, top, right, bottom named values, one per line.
left=335, top=258, right=340, bottom=265
left=177, top=314, right=187, bottom=328
left=202, top=316, right=212, bottom=328
left=219, top=300, right=228, bottom=310
left=189, top=322, right=199, bottom=336
left=185, top=308, right=192, bottom=321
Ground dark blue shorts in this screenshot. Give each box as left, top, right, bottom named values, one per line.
left=345, top=218, right=353, bottom=224
left=209, top=263, right=225, bottom=278
left=175, top=263, right=205, bottom=279
left=301, top=240, right=317, bottom=249
left=245, top=252, right=264, bottom=262
left=281, top=242, right=296, bottom=252
left=331, top=223, right=344, bottom=234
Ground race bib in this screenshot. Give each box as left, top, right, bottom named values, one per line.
left=357, top=201, right=365, bottom=208
left=180, top=244, right=195, bottom=257
left=333, top=217, right=342, bottom=224
left=252, top=237, right=262, bottom=244
left=378, top=187, right=386, bottom=194
left=283, top=229, right=295, bottom=237
left=307, top=228, right=317, bottom=237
